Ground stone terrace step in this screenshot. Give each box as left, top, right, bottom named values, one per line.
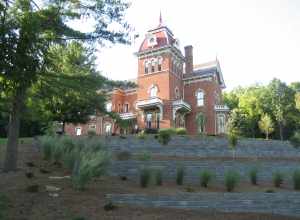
left=101, top=136, right=300, bottom=159
left=109, top=160, right=299, bottom=183
left=106, top=192, right=300, bottom=217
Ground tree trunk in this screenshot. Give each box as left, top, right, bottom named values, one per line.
left=266, top=131, right=269, bottom=140
left=62, top=121, right=65, bottom=134
left=3, top=89, right=25, bottom=172
left=279, top=122, right=283, bottom=141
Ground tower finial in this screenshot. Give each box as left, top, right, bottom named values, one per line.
left=159, top=11, right=163, bottom=27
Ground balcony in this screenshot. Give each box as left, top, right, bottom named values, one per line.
left=119, top=112, right=137, bottom=120
left=215, top=105, right=230, bottom=112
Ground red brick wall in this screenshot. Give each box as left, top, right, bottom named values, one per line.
left=184, top=77, right=221, bottom=135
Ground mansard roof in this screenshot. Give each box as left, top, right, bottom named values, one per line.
left=183, top=59, right=226, bottom=88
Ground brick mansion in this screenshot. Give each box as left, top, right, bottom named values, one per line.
left=66, top=18, right=229, bottom=136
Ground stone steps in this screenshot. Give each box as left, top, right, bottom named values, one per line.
left=106, top=192, right=300, bottom=217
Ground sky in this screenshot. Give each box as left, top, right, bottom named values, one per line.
left=94, top=0, right=300, bottom=90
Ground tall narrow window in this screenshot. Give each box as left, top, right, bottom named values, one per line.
left=149, top=85, right=158, bottom=98
left=151, top=59, right=155, bottom=72
left=158, top=57, right=163, bottom=71
left=144, top=60, right=149, bottom=74
left=196, top=90, right=205, bottom=106
left=175, top=87, right=180, bottom=99
left=124, top=103, right=129, bottom=113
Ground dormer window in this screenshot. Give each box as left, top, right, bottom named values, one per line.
left=147, top=34, right=157, bottom=47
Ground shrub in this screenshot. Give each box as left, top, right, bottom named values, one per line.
left=104, top=201, right=117, bottom=211
left=138, top=151, right=152, bottom=161
left=137, top=131, right=146, bottom=139
left=290, top=131, right=300, bottom=148
left=175, top=128, right=187, bottom=135
left=293, top=169, right=300, bottom=190
left=154, top=169, right=163, bottom=186
left=265, top=189, right=275, bottom=193
left=87, top=129, right=96, bottom=137
left=140, top=167, right=151, bottom=188
left=176, top=165, right=185, bottom=185
left=224, top=170, right=240, bottom=192
left=273, top=171, right=284, bottom=188
left=116, top=151, right=131, bottom=161
left=199, top=170, right=213, bottom=188
left=249, top=167, right=258, bottom=185
left=158, top=129, right=173, bottom=145
left=144, top=128, right=158, bottom=134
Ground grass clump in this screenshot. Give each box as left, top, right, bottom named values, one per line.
left=224, top=170, right=240, bottom=192
left=154, top=169, right=163, bottom=186
left=175, top=128, right=187, bottom=135
left=116, top=151, right=131, bottom=161
left=199, top=170, right=213, bottom=188
left=140, top=167, right=151, bottom=188
left=249, top=167, right=258, bottom=185
left=0, top=194, right=9, bottom=220
left=273, top=171, right=284, bottom=188
left=290, top=131, right=300, bottom=148
left=293, top=169, right=300, bottom=190
left=137, top=131, right=146, bottom=139
left=176, top=165, right=185, bottom=185
left=39, top=136, right=111, bottom=190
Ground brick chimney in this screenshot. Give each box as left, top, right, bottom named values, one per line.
left=184, top=45, right=193, bottom=74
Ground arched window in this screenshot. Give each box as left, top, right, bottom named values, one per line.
left=151, top=59, right=156, bottom=72
left=149, top=85, right=158, bottom=98
left=158, top=56, right=163, bottom=71
left=196, top=89, right=205, bottom=106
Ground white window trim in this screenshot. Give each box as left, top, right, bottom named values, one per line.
left=195, top=89, right=205, bottom=107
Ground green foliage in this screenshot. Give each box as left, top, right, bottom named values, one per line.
left=39, top=136, right=110, bottom=190
left=224, top=170, right=240, bottom=192
left=293, top=170, right=300, bottom=190
left=259, top=114, right=274, bottom=140
left=154, top=169, right=163, bottom=186
left=1, top=0, right=130, bottom=171
left=175, top=128, right=187, bottom=135
left=137, top=151, right=152, bottom=161
left=290, top=131, right=300, bottom=148
left=224, top=79, right=300, bottom=140
left=295, top=92, right=300, bottom=112
left=140, top=167, right=151, bottom=188
left=137, top=131, right=146, bottom=139
left=116, top=151, right=131, bottom=161
left=158, top=129, right=174, bottom=145
left=0, top=194, right=9, bottom=220
left=273, top=171, right=284, bottom=188
left=176, top=165, right=185, bottom=185
left=199, top=170, right=213, bottom=188
left=249, top=167, right=258, bottom=185
left=228, top=133, right=238, bottom=149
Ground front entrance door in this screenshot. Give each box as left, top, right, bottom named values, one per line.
left=145, top=111, right=160, bottom=129
left=217, top=114, right=226, bottom=134
left=75, top=127, right=82, bottom=136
